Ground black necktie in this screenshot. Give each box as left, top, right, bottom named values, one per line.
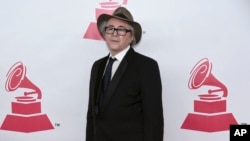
left=99, top=57, right=116, bottom=106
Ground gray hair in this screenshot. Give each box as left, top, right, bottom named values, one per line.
left=99, top=21, right=108, bottom=37
left=129, top=26, right=136, bottom=47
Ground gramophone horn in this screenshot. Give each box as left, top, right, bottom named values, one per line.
left=5, top=62, right=42, bottom=99
left=188, top=58, right=228, bottom=97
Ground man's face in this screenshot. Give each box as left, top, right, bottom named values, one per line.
left=104, top=18, right=133, bottom=56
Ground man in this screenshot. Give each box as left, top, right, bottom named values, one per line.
left=86, top=7, right=164, bottom=141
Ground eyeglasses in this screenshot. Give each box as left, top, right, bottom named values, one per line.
left=105, top=26, right=131, bottom=36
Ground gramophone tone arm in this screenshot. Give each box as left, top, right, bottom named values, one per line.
left=208, top=86, right=228, bottom=97
left=208, top=88, right=223, bottom=94
left=24, top=90, right=42, bottom=99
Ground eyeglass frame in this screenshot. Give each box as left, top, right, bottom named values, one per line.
left=104, top=26, right=132, bottom=36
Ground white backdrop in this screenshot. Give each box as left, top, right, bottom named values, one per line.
left=0, top=0, right=250, bottom=141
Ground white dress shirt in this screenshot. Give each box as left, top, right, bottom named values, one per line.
left=108, top=46, right=130, bottom=79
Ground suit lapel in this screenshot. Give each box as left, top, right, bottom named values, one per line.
left=93, top=56, right=109, bottom=111
left=102, top=59, right=128, bottom=108
left=101, top=48, right=135, bottom=111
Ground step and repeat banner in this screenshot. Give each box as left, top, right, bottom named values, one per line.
left=0, top=0, right=249, bottom=141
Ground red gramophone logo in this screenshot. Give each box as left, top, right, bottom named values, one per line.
left=181, top=58, right=238, bottom=132
left=83, top=0, right=128, bottom=40
left=0, top=62, right=54, bottom=133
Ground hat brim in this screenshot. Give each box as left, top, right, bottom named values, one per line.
left=97, top=14, right=142, bottom=45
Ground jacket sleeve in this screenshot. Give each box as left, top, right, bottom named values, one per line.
left=86, top=63, right=97, bottom=141
left=86, top=94, right=94, bottom=141
left=141, top=60, right=164, bottom=141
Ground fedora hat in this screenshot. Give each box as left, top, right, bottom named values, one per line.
left=97, top=7, right=142, bottom=45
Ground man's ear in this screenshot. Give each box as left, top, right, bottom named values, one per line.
left=130, top=36, right=134, bottom=43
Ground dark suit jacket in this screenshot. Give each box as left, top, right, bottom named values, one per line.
left=86, top=47, right=164, bottom=141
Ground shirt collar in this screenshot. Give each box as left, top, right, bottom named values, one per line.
left=109, top=46, right=130, bottom=62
